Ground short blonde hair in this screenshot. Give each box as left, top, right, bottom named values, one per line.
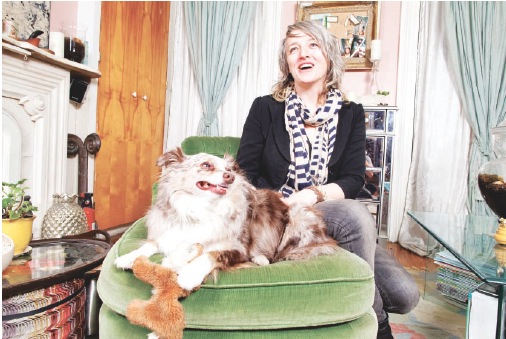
left=272, top=21, right=345, bottom=102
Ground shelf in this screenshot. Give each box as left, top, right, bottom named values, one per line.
left=2, top=35, right=101, bottom=80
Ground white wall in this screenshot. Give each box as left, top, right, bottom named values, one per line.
left=51, top=1, right=101, bottom=195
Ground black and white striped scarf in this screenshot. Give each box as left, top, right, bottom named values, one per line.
left=280, top=88, right=342, bottom=197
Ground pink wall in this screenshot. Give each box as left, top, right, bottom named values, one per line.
left=50, top=1, right=401, bottom=106
left=49, top=1, right=78, bottom=31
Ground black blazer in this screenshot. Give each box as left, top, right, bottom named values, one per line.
left=236, top=95, right=366, bottom=199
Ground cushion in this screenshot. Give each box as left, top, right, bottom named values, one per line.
left=97, top=218, right=376, bottom=331
left=100, top=303, right=378, bottom=338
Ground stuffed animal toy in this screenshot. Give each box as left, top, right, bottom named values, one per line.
left=126, top=256, right=191, bottom=339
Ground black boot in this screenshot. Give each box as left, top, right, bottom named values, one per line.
left=377, top=314, right=393, bottom=339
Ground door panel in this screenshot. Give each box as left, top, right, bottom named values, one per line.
left=96, top=2, right=170, bottom=229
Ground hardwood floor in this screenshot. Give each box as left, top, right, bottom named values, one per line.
left=379, top=238, right=468, bottom=338
left=378, top=237, right=438, bottom=271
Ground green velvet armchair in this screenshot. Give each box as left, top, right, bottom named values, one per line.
left=97, top=136, right=377, bottom=338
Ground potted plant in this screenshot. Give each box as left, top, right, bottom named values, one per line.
left=377, top=90, right=390, bottom=106
left=2, top=179, right=38, bottom=255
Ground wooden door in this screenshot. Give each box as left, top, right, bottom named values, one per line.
left=95, top=2, right=170, bottom=229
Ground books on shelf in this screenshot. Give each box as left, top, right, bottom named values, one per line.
left=434, top=250, right=482, bottom=305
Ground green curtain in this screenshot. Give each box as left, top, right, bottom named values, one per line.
left=183, top=1, right=257, bottom=136
left=444, top=2, right=506, bottom=216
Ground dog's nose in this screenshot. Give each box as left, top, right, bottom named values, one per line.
left=223, top=172, right=235, bottom=184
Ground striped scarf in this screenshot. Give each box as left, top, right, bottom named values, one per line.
left=280, top=88, right=342, bottom=197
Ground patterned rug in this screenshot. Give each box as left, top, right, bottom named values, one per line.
left=389, top=267, right=467, bottom=338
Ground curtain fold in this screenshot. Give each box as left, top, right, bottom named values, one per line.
left=398, top=2, right=470, bottom=256
left=183, top=1, right=257, bottom=136
left=164, top=2, right=281, bottom=150
left=443, top=1, right=506, bottom=216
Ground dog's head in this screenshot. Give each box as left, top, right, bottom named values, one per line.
left=156, top=148, right=243, bottom=197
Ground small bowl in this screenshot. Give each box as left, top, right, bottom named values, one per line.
left=25, top=37, right=40, bottom=47
left=2, top=234, right=15, bottom=271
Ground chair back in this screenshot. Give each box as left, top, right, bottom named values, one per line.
left=181, top=136, right=240, bottom=158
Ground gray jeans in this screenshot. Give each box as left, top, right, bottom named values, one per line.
left=315, top=199, right=420, bottom=323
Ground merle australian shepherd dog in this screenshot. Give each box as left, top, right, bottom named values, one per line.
left=115, top=148, right=338, bottom=291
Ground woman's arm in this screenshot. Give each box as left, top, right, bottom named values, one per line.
left=236, top=97, right=266, bottom=186
left=330, top=103, right=366, bottom=199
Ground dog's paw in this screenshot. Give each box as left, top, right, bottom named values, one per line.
left=161, top=256, right=180, bottom=271
left=177, top=266, right=206, bottom=291
left=176, top=255, right=213, bottom=291
left=115, top=254, right=135, bottom=270
left=252, top=255, right=270, bottom=266
left=147, top=332, right=159, bottom=339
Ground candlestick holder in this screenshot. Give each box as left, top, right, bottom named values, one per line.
left=369, top=60, right=381, bottom=95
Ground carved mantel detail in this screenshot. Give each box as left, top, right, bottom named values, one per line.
left=18, top=95, right=46, bottom=121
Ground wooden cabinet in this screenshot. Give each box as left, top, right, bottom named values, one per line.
left=95, top=2, right=170, bottom=229
left=358, top=106, right=397, bottom=238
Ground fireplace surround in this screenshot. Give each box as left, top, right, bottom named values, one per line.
left=2, top=39, right=100, bottom=238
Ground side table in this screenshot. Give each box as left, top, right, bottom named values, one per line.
left=2, top=238, right=110, bottom=338
left=408, top=211, right=505, bottom=339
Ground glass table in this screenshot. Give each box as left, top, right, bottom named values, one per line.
left=2, top=238, right=110, bottom=338
left=408, top=211, right=504, bottom=339
left=2, top=238, right=110, bottom=298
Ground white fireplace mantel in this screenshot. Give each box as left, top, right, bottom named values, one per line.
left=2, top=39, right=100, bottom=239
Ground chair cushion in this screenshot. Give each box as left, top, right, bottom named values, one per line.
left=97, top=218, right=375, bottom=331
left=100, top=303, right=378, bottom=338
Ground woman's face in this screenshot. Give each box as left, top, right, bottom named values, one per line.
left=285, top=30, right=328, bottom=90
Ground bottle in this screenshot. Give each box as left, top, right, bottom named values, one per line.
left=81, top=192, right=96, bottom=230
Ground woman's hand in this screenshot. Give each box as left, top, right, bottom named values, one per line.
left=283, top=189, right=318, bottom=206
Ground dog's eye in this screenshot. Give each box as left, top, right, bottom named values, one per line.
left=201, top=162, right=214, bottom=170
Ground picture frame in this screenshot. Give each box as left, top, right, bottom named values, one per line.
left=297, top=1, right=379, bottom=70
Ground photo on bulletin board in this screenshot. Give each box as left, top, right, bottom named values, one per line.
left=297, top=1, right=378, bottom=70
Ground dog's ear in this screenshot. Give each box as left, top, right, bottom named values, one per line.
left=156, top=147, right=185, bottom=168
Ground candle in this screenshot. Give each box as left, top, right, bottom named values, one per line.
left=371, top=39, right=381, bottom=61
left=49, top=31, right=64, bottom=58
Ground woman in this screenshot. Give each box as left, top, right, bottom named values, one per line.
left=236, top=21, right=419, bottom=339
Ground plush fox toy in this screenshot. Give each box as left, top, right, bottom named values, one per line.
left=126, top=256, right=191, bottom=339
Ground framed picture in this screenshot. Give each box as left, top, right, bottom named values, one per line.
left=297, top=1, right=378, bottom=70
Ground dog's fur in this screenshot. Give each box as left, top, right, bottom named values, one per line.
left=115, top=148, right=338, bottom=291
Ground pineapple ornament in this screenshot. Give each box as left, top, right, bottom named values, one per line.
left=41, top=193, right=88, bottom=239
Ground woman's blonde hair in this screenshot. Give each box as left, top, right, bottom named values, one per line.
left=272, top=21, right=345, bottom=102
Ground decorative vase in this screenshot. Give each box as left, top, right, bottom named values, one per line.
left=41, top=194, right=88, bottom=239
left=477, top=120, right=506, bottom=244
left=2, top=217, right=34, bottom=255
